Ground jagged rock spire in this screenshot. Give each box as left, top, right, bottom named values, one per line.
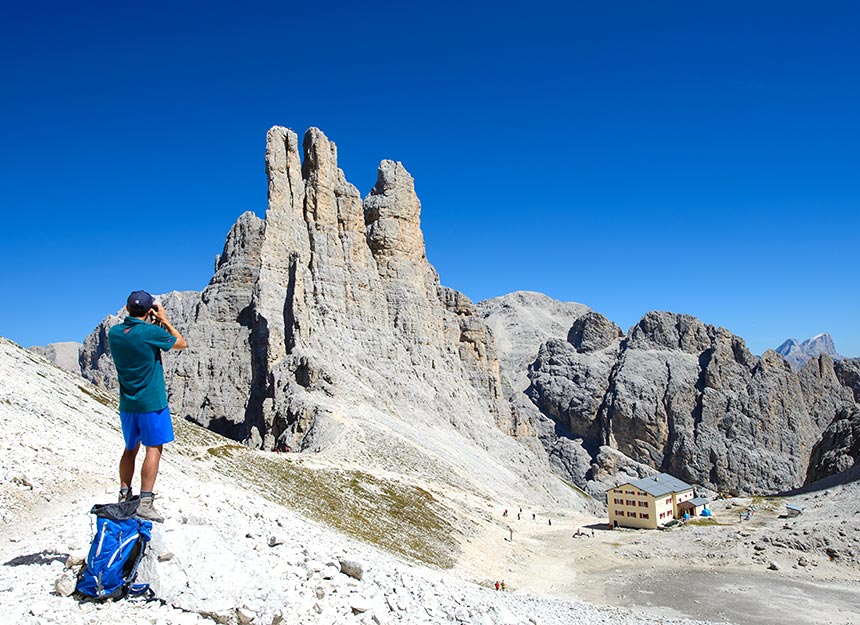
left=365, top=160, right=427, bottom=265
left=76, top=125, right=575, bottom=509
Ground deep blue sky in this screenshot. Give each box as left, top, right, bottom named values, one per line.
left=2, top=2, right=858, bottom=356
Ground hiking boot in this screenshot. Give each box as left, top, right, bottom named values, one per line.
left=118, top=487, right=133, bottom=503
left=136, top=495, right=165, bottom=523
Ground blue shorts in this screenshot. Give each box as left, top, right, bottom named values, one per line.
left=120, top=407, right=175, bottom=449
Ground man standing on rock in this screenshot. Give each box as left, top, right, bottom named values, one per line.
left=108, top=290, right=187, bottom=522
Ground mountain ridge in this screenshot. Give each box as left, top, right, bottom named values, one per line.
left=775, top=332, right=844, bottom=370
left=30, top=125, right=860, bottom=505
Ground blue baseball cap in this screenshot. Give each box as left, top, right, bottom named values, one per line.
left=127, top=290, right=155, bottom=315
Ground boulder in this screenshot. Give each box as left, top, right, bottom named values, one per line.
left=54, top=571, right=76, bottom=597
left=567, top=311, right=623, bottom=353
left=806, top=405, right=860, bottom=483
left=339, top=559, right=364, bottom=581
left=835, top=358, right=860, bottom=403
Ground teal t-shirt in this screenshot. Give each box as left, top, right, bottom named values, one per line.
left=107, top=317, right=177, bottom=413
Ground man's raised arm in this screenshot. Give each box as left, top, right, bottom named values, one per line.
left=152, top=304, right=188, bottom=350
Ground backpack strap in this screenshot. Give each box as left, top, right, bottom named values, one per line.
left=127, top=583, right=155, bottom=600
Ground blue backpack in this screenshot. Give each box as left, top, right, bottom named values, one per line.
left=76, top=499, right=153, bottom=600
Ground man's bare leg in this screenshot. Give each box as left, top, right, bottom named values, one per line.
left=141, top=444, right=163, bottom=493
left=138, top=444, right=165, bottom=522
left=119, top=444, right=140, bottom=490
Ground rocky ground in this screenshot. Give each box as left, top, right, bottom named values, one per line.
left=454, top=492, right=860, bottom=625
left=2, top=337, right=858, bottom=625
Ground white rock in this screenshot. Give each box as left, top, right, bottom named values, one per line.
left=202, top=610, right=234, bottom=625
left=65, top=553, right=86, bottom=568
left=495, top=606, right=519, bottom=625
left=164, top=613, right=199, bottom=625
left=237, top=606, right=256, bottom=624
left=350, top=597, right=373, bottom=613
left=339, top=559, right=364, bottom=581
left=54, top=571, right=77, bottom=597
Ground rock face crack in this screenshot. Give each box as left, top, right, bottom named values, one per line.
left=283, top=253, right=300, bottom=353
left=597, top=342, right=627, bottom=448
left=239, top=304, right=271, bottom=444
left=660, top=360, right=676, bottom=474
left=691, top=347, right=714, bottom=439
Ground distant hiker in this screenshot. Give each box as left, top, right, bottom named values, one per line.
left=501, top=580, right=506, bottom=591
left=494, top=580, right=500, bottom=591
left=108, top=291, right=187, bottom=523
left=503, top=509, right=508, bottom=517
left=532, top=513, right=535, bottom=521
left=517, top=512, right=521, bottom=520
left=548, top=518, right=552, bottom=526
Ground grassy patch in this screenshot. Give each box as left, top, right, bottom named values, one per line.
left=175, top=421, right=458, bottom=568
left=77, top=384, right=118, bottom=409
left=750, top=496, right=785, bottom=512
left=219, top=447, right=458, bottom=568
left=206, top=444, right=245, bottom=459
left=558, top=477, right=594, bottom=500
left=686, top=517, right=722, bottom=526
left=751, top=495, right=784, bottom=505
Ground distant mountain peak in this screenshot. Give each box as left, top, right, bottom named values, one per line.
left=775, top=332, right=842, bottom=370
left=777, top=338, right=799, bottom=351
